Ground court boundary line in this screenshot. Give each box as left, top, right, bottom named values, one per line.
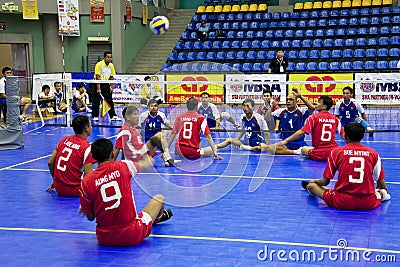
left=0, top=226, right=399, bottom=255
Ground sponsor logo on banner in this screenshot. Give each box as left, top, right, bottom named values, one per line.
left=58, top=0, right=80, bottom=36
left=225, top=74, right=286, bottom=104
left=289, top=74, right=353, bottom=104
left=355, top=73, right=400, bottom=104
left=166, top=74, right=224, bottom=103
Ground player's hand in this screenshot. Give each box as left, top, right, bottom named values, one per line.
left=276, top=140, right=286, bottom=147
left=272, top=96, right=280, bottom=107
left=292, top=88, right=300, bottom=97
left=45, top=182, right=54, bottom=192
left=214, top=154, right=223, bottom=160
left=97, top=88, right=101, bottom=94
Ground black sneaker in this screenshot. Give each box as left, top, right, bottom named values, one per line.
left=165, top=159, right=181, bottom=167
left=301, top=181, right=309, bottom=190
left=156, top=209, right=173, bottom=224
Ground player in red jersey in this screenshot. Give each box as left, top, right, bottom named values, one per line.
left=114, top=106, right=178, bottom=166
left=168, top=97, right=223, bottom=160
left=301, top=122, right=391, bottom=210
left=46, top=115, right=96, bottom=196
left=276, top=96, right=345, bottom=161
left=79, top=138, right=172, bottom=246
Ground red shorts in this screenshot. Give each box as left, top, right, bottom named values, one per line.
left=96, top=212, right=153, bottom=246
left=307, top=147, right=332, bottom=161
left=54, top=181, right=80, bottom=197
left=175, top=144, right=203, bottom=159
left=323, top=189, right=381, bottom=210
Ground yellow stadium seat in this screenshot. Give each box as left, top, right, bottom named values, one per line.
left=382, top=0, right=392, bottom=5
left=332, top=0, right=341, bottom=8
left=322, top=1, right=333, bottom=8
left=249, top=4, right=258, bottom=11
left=258, top=3, right=267, bottom=11
left=303, top=2, right=313, bottom=9
left=372, top=0, right=382, bottom=5
left=205, top=6, right=214, bottom=12
left=342, top=0, right=352, bottom=7
left=313, top=1, right=323, bottom=9
left=232, top=4, right=240, bottom=12
left=240, top=4, right=249, bottom=12
left=214, top=5, right=223, bottom=12
left=294, top=3, right=304, bottom=10
left=222, top=5, right=232, bottom=12
left=196, top=6, right=206, bottom=13
left=352, top=0, right=362, bottom=7
left=361, top=0, right=372, bottom=6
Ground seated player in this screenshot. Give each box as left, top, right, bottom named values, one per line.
left=276, top=96, right=345, bottom=161
left=79, top=138, right=173, bottom=246
left=71, top=83, right=91, bottom=113
left=302, top=122, right=391, bottom=210
left=216, top=98, right=268, bottom=152
left=257, top=89, right=280, bottom=132
left=53, top=81, right=67, bottom=112
left=114, top=106, right=178, bottom=166
left=46, top=115, right=96, bottom=196
left=168, top=97, right=223, bottom=160
left=38, top=84, right=56, bottom=109
left=260, top=88, right=315, bottom=155
left=335, top=86, right=374, bottom=136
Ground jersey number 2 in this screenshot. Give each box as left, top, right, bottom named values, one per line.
left=56, top=147, right=73, bottom=171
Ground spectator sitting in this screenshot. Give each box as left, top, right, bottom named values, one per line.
left=53, top=81, right=67, bottom=112
left=72, top=83, right=91, bottom=113
left=197, top=21, right=209, bottom=42
left=38, top=84, right=56, bottom=109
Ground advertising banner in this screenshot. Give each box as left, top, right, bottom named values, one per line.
left=355, top=73, right=400, bottom=105
left=112, top=74, right=165, bottom=104
left=32, top=73, right=72, bottom=102
left=125, top=0, right=132, bottom=22
left=225, top=74, right=286, bottom=104
left=22, top=0, right=39, bottom=20
left=289, top=73, right=353, bottom=104
left=90, top=0, right=104, bottom=23
left=166, top=74, right=224, bottom=104
left=58, top=0, right=80, bottom=36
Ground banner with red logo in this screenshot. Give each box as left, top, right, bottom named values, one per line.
left=90, top=0, right=104, bottom=23
left=355, top=73, right=400, bottom=105
left=225, top=74, right=286, bottom=104
left=58, top=0, right=80, bottom=36
left=289, top=74, right=353, bottom=104
left=166, top=74, right=224, bottom=104
left=125, top=0, right=132, bottom=22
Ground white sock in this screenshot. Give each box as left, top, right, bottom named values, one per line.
left=239, top=144, right=252, bottom=150
left=293, top=147, right=302, bottom=155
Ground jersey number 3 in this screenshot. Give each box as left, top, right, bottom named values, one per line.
left=349, top=157, right=365, bottom=184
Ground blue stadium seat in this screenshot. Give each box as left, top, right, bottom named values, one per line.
left=318, top=62, right=329, bottom=71
left=366, top=49, right=377, bottom=58
left=254, top=12, right=263, bottom=21
left=331, top=49, right=342, bottom=58
left=389, top=60, right=399, bottom=69
left=236, top=13, right=245, bottom=21
left=382, top=16, right=391, bottom=24
left=261, top=40, right=271, bottom=48
left=181, top=31, right=190, bottom=40
left=236, top=31, right=245, bottom=39
left=320, top=50, right=331, bottom=58
left=305, top=29, right=314, bottom=37
left=171, top=64, right=181, bottom=72
left=328, top=19, right=338, bottom=27
left=300, top=11, right=310, bottom=19
left=316, top=29, right=324, bottom=37
left=222, top=63, right=232, bottom=71
left=168, top=52, right=177, bottom=61
left=371, top=7, right=380, bottom=16
left=379, top=37, right=390, bottom=46
left=232, top=22, right=240, bottom=29
left=334, top=39, right=344, bottom=47
left=360, top=17, right=369, bottom=25
left=378, top=48, right=389, bottom=57
left=318, top=19, right=327, bottom=27
left=282, top=39, right=291, bottom=49
left=232, top=63, right=242, bottom=71
left=226, top=51, right=236, bottom=60
left=370, top=17, right=380, bottom=25
left=307, top=62, right=317, bottom=71
left=161, top=63, right=171, bottom=71
left=211, top=63, right=222, bottom=72
left=242, top=63, right=252, bottom=72
left=213, top=22, right=222, bottom=30
left=271, top=40, right=281, bottom=48
left=236, top=51, right=246, bottom=60
left=325, top=29, right=335, bottom=37
left=369, top=27, right=379, bottom=35
left=203, top=41, right=212, bottom=49
left=212, top=41, right=222, bottom=49
left=393, top=6, right=400, bottom=14
left=323, top=39, right=333, bottom=47
left=181, top=62, right=191, bottom=72
left=265, top=30, right=274, bottom=38
left=302, top=39, right=312, bottom=48
left=285, top=29, right=295, bottom=38
left=380, top=26, right=390, bottom=35
left=174, top=41, right=184, bottom=50
left=338, top=18, right=348, bottom=26
left=190, top=32, right=198, bottom=40
left=309, top=50, right=320, bottom=59
left=200, top=14, right=208, bottom=21
left=192, top=14, right=201, bottom=22
left=292, top=39, right=301, bottom=48
left=226, top=31, right=236, bottom=39
left=345, top=38, right=355, bottom=47
left=275, top=30, right=285, bottom=38
left=347, top=28, right=357, bottom=36
left=206, top=51, right=216, bottom=60
left=252, top=63, right=263, bottom=72
left=187, top=52, right=197, bottom=61
left=382, top=7, right=391, bottom=15
left=282, top=12, right=291, bottom=20
left=263, top=12, right=273, bottom=20
left=310, top=10, right=319, bottom=18
left=340, top=9, right=349, bottom=17
left=320, top=10, right=329, bottom=18
left=364, top=61, right=376, bottom=70
left=197, top=51, right=206, bottom=60
left=221, top=41, right=231, bottom=49
left=255, top=30, right=265, bottom=39
left=263, top=62, right=271, bottom=71
left=299, top=50, right=309, bottom=59
left=216, top=51, right=226, bottom=60
left=391, top=36, right=400, bottom=45
left=349, top=9, right=360, bottom=17
left=256, top=50, right=267, bottom=60
left=330, top=10, right=339, bottom=17
left=329, top=62, right=340, bottom=71
left=217, top=14, right=227, bottom=21
left=357, top=28, right=368, bottom=35
left=267, top=51, right=276, bottom=59
left=356, top=38, right=367, bottom=46
left=288, top=21, right=298, bottom=28
left=392, top=26, right=400, bottom=34
left=341, top=61, right=352, bottom=70
left=353, top=49, right=365, bottom=58
left=187, top=22, right=196, bottom=31
left=288, top=50, right=299, bottom=59
left=269, top=22, right=278, bottom=28
left=245, top=13, right=254, bottom=21
left=389, top=48, right=400, bottom=57
left=298, top=20, right=308, bottom=28
left=393, top=16, right=400, bottom=24
left=193, top=41, right=203, bottom=50
left=343, top=49, right=353, bottom=58
left=352, top=61, right=364, bottom=70
left=231, top=40, right=241, bottom=49
left=251, top=40, right=261, bottom=49
left=349, top=18, right=358, bottom=26
left=201, top=62, right=212, bottom=72
left=286, top=62, right=295, bottom=71
left=227, top=13, right=235, bottom=21
left=241, top=40, right=251, bottom=49
left=250, top=22, right=259, bottom=29
left=278, top=21, right=288, bottom=28
left=241, top=22, right=250, bottom=30
left=222, top=22, right=231, bottom=30
left=295, top=62, right=307, bottom=71
left=246, top=51, right=257, bottom=60
left=273, top=12, right=281, bottom=20
left=291, top=12, right=300, bottom=19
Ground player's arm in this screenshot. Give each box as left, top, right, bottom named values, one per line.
left=274, top=119, right=281, bottom=131
left=293, top=88, right=315, bottom=113
left=46, top=150, right=57, bottom=191
left=278, top=129, right=306, bottom=146
left=83, top=163, right=94, bottom=176
left=309, top=177, right=330, bottom=186
left=377, top=179, right=389, bottom=192
left=204, top=134, right=223, bottom=160
left=167, top=133, right=176, bottom=148
left=361, top=112, right=368, bottom=122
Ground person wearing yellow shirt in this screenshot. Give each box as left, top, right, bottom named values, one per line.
left=140, top=76, right=162, bottom=106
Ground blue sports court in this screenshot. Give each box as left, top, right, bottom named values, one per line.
left=0, top=106, right=399, bottom=266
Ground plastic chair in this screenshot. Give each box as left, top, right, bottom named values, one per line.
left=343, top=49, right=353, bottom=58
left=256, top=51, right=267, bottom=60
left=369, top=27, right=379, bottom=35
left=295, top=62, right=307, bottom=71
left=174, top=41, right=184, bottom=50
left=251, top=40, right=261, bottom=49
left=344, top=38, right=355, bottom=47
left=294, top=3, right=303, bottom=10
left=241, top=21, right=250, bottom=30
left=309, top=50, right=320, bottom=59
left=245, top=13, right=254, bottom=21
left=252, top=63, right=263, bottom=72
left=275, top=30, right=285, bottom=38
left=342, top=0, right=352, bottom=7
left=282, top=40, right=291, bottom=49
left=356, top=38, right=367, bottom=46
left=282, top=12, right=291, bottom=20
left=305, top=29, right=314, bottom=38
left=278, top=21, right=289, bottom=28
left=323, top=39, right=333, bottom=47
left=318, top=62, right=329, bottom=70
left=304, top=2, right=313, bottom=9
left=352, top=0, right=362, bottom=7
left=206, top=51, right=216, bottom=60
left=221, top=41, right=231, bottom=49
left=367, top=38, right=378, bottom=46
left=161, top=63, right=171, bottom=72
left=242, top=63, right=252, bottom=72
left=267, top=51, right=277, bottom=59
left=205, top=6, right=215, bottom=13
left=364, top=61, right=376, bottom=70
left=329, top=62, right=340, bottom=70
left=222, top=5, right=232, bottom=12
left=310, top=10, right=319, bottom=18
left=291, top=39, right=301, bottom=48
left=370, top=17, right=380, bottom=25
left=246, top=51, right=257, bottom=60
left=362, top=0, right=372, bottom=6
left=328, top=19, right=338, bottom=26
left=170, top=64, right=181, bottom=72
left=366, top=48, right=377, bottom=58
left=383, top=0, right=392, bottom=4
left=265, top=30, right=275, bottom=39
left=214, top=5, right=223, bottom=13
left=379, top=37, right=390, bottom=45
left=340, top=9, right=349, bottom=17
left=236, top=31, right=245, bottom=39
left=372, top=0, right=382, bottom=5
left=313, top=1, right=323, bottom=8
left=353, top=49, right=365, bottom=58
left=323, top=1, right=333, bottom=8
left=332, top=0, right=342, bottom=8
left=326, top=29, right=335, bottom=37
left=288, top=20, right=298, bottom=28
left=381, top=16, right=391, bottom=24
left=196, top=6, right=206, bottom=13
left=249, top=4, right=258, bottom=12
left=271, top=40, right=281, bottom=48
left=320, top=50, right=331, bottom=58
left=167, top=52, right=177, bottom=61
left=288, top=50, right=299, bottom=59
left=298, top=50, right=309, bottom=59
left=236, top=51, right=247, bottom=60
left=201, top=62, right=212, bottom=72
left=336, top=28, right=346, bottom=36
left=226, top=51, right=236, bottom=60
left=318, top=19, right=327, bottom=27
left=187, top=52, right=197, bottom=61
left=357, top=28, right=368, bottom=35
left=307, top=62, right=318, bottom=70
left=181, top=62, right=191, bottom=72
left=227, top=13, right=235, bottom=20
left=273, top=12, right=281, bottom=20
left=377, top=48, right=389, bottom=57
left=298, top=20, right=308, bottom=28
left=350, top=9, right=360, bottom=16
left=391, top=36, right=400, bottom=45
left=197, top=51, right=207, bottom=60
left=352, top=61, right=364, bottom=70
left=300, top=11, right=310, bottom=19
left=389, top=48, right=400, bottom=57
left=232, top=63, right=242, bottom=71
left=313, top=39, right=323, bottom=47
left=341, top=61, right=352, bottom=70
left=308, top=20, right=317, bottom=27
left=241, top=40, right=251, bottom=49
left=258, top=3, right=267, bottom=11
left=389, top=60, right=399, bottom=69
left=347, top=28, right=357, bottom=35
left=392, top=26, right=400, bottom=34
left=302, top=39, right=312, bottom=48
left=331, top=49, right=342, bottom=58
left=261, top=40, right=270, bottom=48
left=286, top=62, right=295, bottom=71
left=295, top=30, right=305, bottom=38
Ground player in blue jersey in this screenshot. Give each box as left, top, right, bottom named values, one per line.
left=260, top=88, right=315, bottom=155
left=334, top=86, right=373, bottom=136
left=197, top=92, right=221, bottom=129
left=216, top=98, right=268, bottom=151
left=53, top=82, right=67, bottom=112
left=139, top=98, right=172, bottom=142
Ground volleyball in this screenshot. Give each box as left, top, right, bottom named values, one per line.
left=149, top=16, right=169, bottom=35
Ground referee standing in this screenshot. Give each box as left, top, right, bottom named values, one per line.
left=268, top=48, right=289, bottom=74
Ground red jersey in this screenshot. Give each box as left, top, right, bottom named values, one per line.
left=301, top=111, right=344, bottom=149
left=324, top=143, right=385, bottom=196
left=53, top=135, right=95, bottom=196
left=115, top=123, right=148, bottom=162
left=172, top=111, right=210, bottom=150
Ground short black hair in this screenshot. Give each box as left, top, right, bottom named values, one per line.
left=91, top=138, right=113, bottom=163
left=1, top=67, right=12, bottom=74
left=54, top=81, right=62, bottom=87
left=103, top=51, right=112, bottom=58
left=262, top=90, right=272, bottom=97
left=42, top=84, right=50, bottom=91
left=343, top=86, right=353, bottom=94
left=148, top=98, right=161, bottom=107
left=276, top=48, right=284, bottom=52
left=344, top=122, right=365, bottom=142
left=242, top=98, right=255, bottom=108
left=319, top=96, right=333, bottom=110
left=186, top=97, right=198, bottom=111
left=123, top=106, right=138, bottom=119
left=200, top=92, right=210, bottom=97
left=77, top=83, right=85, bottom=89
left=72, top=115, right=90, bottom=134
left=144, top=76, right=151, bottom=81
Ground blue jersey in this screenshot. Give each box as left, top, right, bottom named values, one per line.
left=197, top=103, right=220, bottom=128
left=273, top=107, right=310, bottom=149
left=54, top=91, right=63, bottom=106
left=334, top=99, right=365, bottom=127
left=139, top=111, right=169, bottom=142
left=240, top=112, right=267, bottom=146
